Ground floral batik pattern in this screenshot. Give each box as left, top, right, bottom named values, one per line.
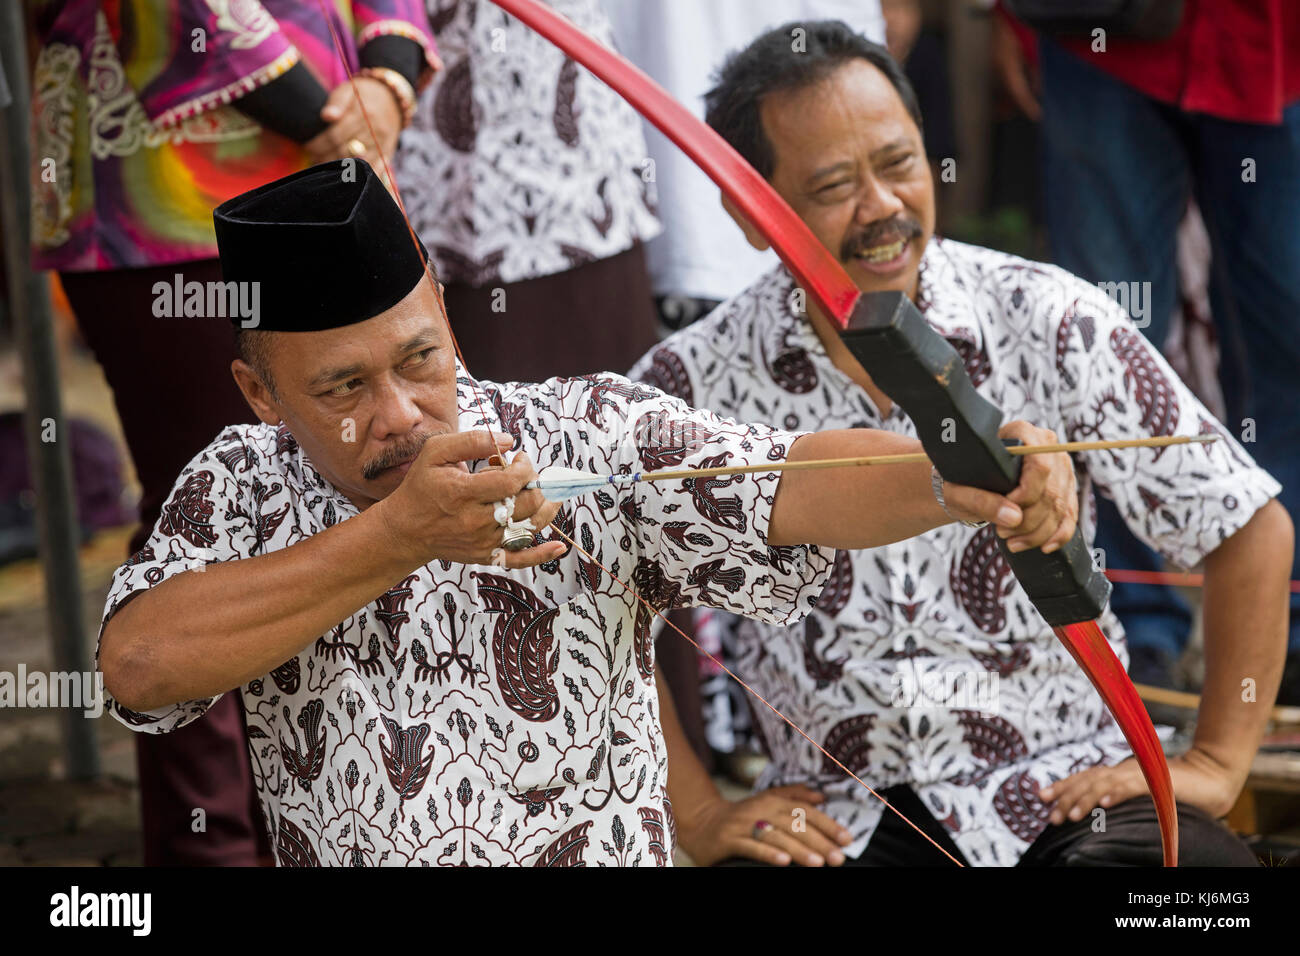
left=29, top=0, right=437, bottom=270
left=394, top=0, right=660, bottom=286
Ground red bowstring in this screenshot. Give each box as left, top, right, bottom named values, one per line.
left=314, top=3, right=963, bottom=866
left=1105, top=567, right=1300, bottom=593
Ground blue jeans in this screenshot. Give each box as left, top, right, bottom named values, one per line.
left=1039, top=38, right=1300, bottom=656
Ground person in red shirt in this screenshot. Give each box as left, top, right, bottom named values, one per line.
left=998, top=0, right=1300, bottom=702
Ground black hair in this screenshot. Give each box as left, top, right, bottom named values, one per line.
left=704, top=20, right=924, bottom=179
left=235, top=328, right=279, bottom=400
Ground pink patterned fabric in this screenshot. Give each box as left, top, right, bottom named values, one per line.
left=29, top=0, right=437, bottom=271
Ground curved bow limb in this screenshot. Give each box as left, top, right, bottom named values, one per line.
left=1054, top=622, right=1178, bottom=866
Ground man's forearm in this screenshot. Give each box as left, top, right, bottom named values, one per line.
left=101, top=498, right=416, bottom=713
left=768, top=430, right=954, bottom=548
left=1193, top=499, right=1294, bottom=787
left=655, top=671, right=725, bottom=836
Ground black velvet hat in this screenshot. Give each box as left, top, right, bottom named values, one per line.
left=213, top=159, right=430, bottom=331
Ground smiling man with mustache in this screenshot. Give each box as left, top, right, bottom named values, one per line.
left=632, top=21, right=1291, bottom=868
left=93, top=157, right=1077, bottom=867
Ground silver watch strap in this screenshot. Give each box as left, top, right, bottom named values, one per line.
left=931, top=466, right=988, bottom=529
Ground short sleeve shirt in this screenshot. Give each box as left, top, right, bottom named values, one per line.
left=99, top=370, right=830, bottom=866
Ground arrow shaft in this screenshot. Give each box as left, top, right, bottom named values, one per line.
left=636, top=433, right=1215, bottom=484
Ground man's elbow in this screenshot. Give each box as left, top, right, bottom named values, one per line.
left=99, top=620, right=163, bottom=714
left=1209, top=498, right=1295, bottom=578
left=1249, top=498, right=1295, bottom=563
left=1269, top=498, right=1295, bottom=554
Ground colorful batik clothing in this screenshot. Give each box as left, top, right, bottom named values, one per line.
left=29, top=0, right=437, bottom=270
left=394, top=0, right=660, bottom=286
left=99, top=370, right=831, bottom=866
left=630, top=237, right=1280, bottom=865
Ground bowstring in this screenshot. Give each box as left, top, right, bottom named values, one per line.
left=313, top=4, right=962, bottom=867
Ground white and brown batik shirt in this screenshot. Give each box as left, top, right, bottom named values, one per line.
left=630, top=237, right=1280, bottom=866
left=98, top=370, right=831, bottom=866
left=394, top=0, right=661, bottom=287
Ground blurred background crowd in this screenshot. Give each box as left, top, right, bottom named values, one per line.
left=1, top=0, right=1298, bottom=866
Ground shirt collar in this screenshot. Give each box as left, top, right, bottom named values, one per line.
left=762, top=237, right=988, bottom=384
left=912, top=237, right=986, bottom=349
left=274, top=424, right=361, bottom=525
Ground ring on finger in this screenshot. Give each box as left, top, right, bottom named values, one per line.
left=502, top=517, right=536, bottom=552
left=347, top=137, right=366, bottom=156
left=752, top=819, right=773, bottom=840
left=493, top=496, right=535, bottom=552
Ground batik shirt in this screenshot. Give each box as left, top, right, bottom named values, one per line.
left=630, top=238, right=1280, bottom=866
left=394, top=0, right=661, bottom=286
left=30, top=0, right=437, bottom=270
left=99, top=370, right=831, bottom=866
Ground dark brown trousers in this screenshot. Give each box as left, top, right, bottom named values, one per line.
left=62, top=259, right=268, bottom=866
left=441, top=242, right=659, bottom=382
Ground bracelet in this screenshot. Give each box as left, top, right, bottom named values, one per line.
left=931, top=466, right=988, bottom=529
left=357, top=66, right=417, bottom=128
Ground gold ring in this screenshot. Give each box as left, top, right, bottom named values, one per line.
left=347, top=138, right=366, bottom=156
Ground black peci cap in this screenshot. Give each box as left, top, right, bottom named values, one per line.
left=213, top=159, right=430, bottom=331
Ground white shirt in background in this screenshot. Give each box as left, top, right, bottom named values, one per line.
left=605, top=0, right=886, bottom=302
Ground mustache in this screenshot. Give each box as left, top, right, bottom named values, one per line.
left=362, top=431, right=436, bottom=480
left=840, top=216, right=924, bottom=260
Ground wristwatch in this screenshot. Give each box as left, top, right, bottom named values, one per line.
left=931, top=466, right=988, bottom=529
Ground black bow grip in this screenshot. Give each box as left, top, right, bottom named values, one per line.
left=838, top=290, right=1110, bottom=626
